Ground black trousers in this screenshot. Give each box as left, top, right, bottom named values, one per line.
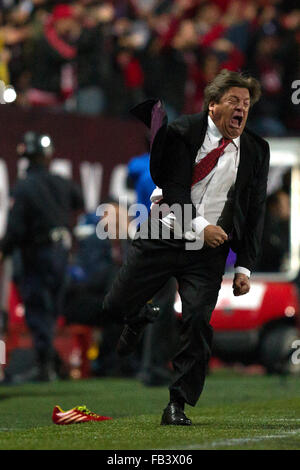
left=139, top=277, right=178, bottom=384
left=102, top=234, right=229, bottom=407
left=19, top=242, right=68, bottom=367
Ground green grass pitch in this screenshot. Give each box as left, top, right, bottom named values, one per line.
left=0, top=370, right=300, bottom=450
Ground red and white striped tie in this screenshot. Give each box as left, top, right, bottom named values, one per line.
left=191, top=137, right=232, bottom=187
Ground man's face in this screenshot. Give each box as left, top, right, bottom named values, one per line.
left=209, top=87, right=251, bottom=139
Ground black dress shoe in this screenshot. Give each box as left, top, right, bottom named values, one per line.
left=116, top=303, right=160, bottom=356
left=161, top=403, right=192, bottom=426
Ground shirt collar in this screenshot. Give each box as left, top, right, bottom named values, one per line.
left=207, top=115, right=240, bottom=149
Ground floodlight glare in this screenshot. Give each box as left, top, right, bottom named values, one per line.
left=40, top=136, right=51, bottom=148
left=3, top=86, right=17, bottom=103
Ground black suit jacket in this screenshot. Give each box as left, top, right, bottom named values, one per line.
left=131, top=100, right=270, bottom=272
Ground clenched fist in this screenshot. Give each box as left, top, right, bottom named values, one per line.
left=204, top=225, right=228, bottom=248
left=232, top=273, right=250, bottom=296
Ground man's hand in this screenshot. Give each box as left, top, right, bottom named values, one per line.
left=204, top=225, right=228, bottom=248
left=232, top=273, right=250, bottom=296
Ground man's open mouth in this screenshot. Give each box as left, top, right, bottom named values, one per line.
left=230, top=114, right=243, bottom=128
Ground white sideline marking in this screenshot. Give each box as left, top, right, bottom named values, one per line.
left=275, top=419, right=300, bottom=421
left=169, top=429, right=300, bottom=449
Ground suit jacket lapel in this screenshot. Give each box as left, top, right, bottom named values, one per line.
left=180, top=112, right=208, bottom=158
left=235, top=131, right=255, bottom=194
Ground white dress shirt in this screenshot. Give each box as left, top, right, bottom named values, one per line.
left=150, top=116, right=251, bottom=278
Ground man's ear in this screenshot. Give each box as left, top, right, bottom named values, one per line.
left=208, top=101, right=215, bottom=117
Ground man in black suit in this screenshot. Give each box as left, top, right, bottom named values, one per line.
left=68, top=69, right=270, bottom=425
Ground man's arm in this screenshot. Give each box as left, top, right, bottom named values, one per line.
left=0, top=185, right=28, bottom=258
left=233, top=141, right=270, bottom=294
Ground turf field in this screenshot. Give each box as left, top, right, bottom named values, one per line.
left=0, top=370, right=300, bottom=450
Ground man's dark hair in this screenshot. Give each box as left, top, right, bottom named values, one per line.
left=203, top=69, right=262, bottom=111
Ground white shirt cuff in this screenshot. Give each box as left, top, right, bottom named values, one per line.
left=150, top=186, right=163, bottom=203
left=235, top=266, right=251, bottom=278
left=191, top=216, right=210, bottom=235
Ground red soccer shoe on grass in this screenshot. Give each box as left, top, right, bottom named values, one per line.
left=52, top=405, right=112, bottom=425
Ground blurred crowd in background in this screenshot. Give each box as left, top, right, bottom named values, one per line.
left=0, top=0, right=299, bottom=135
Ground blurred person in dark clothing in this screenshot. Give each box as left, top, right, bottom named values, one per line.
left=255, top=189, right=290, bottom=273
left=0, top=131, right=83, bottom=381
left=115, top=45, right=145, bottom=114
left=108, top=13, right=147, bottom=116
left=256, top=188, right=290, bottom=272
left=75, top=2, right=115, bottom=115
left=247, top=32, right=287, bottom=136
left=0, top=2, right=34, bottom=103
left=246, top=5, right=290, bottom=136
left=139, top=15, right=189, bottom=120
left=27, top=4, right=80, bottom=107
